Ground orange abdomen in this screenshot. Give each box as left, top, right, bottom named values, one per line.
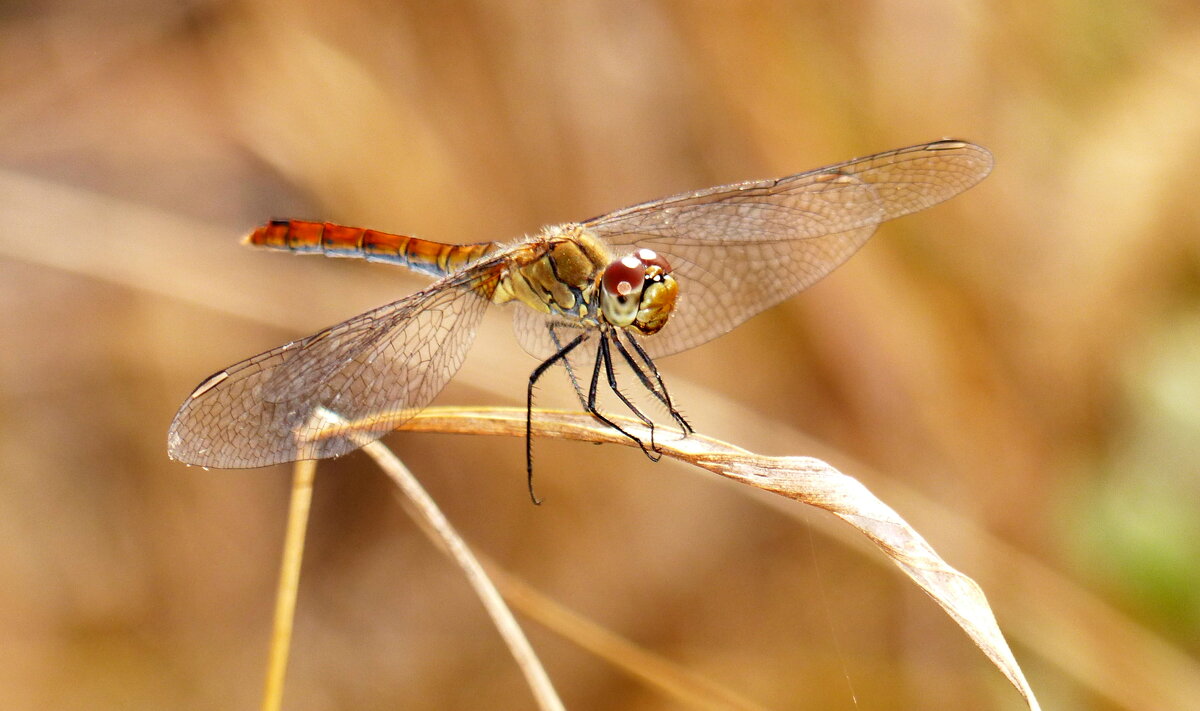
left=245, top=219, right=496, bottom=278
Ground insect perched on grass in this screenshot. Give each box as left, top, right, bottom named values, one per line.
left=168, top=139, right=992, bottom=502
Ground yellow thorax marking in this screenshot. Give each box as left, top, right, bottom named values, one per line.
left=492, top=224, right=611, bottom=318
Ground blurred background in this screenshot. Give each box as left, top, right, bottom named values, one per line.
left=2, top=1, right=1198, bottom=709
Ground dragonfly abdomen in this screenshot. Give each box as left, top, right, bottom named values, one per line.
left=245, top=219, right=496, bottom=278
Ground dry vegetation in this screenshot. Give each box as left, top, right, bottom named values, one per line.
left=1, top=1, right=1199, bottom=710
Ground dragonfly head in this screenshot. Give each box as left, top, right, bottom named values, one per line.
left=599, top=249, right=678, bottom=335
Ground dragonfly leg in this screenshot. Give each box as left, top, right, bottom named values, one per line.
left=527, top=332, right=587, bottom=505
left=579, top=335, right=660, bottom=462
left=547, top=322, right=589, bottom=407
left=545, top=321, right=650, bottom=447
left=598, top=334, right=661, bottom=459
left=615, top=331, right=693, bottom=435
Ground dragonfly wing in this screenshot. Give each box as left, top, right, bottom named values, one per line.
left=168, top=262, right=501, bottom=468
left=585, top=140, right=993, bottom=357
left=511, top=309, right=600, bottom=401
left=512, top=308, right=591, bottom=359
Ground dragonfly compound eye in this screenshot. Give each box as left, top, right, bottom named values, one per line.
left=600, top=251, right=677, bottom=333
left=601, top=255, right=647, bottom=327
left=633, top=248, right=672, bottom=274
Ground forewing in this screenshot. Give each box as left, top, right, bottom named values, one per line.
left=585, top=140, right=993, bottom=357
left=167, top=263, right=500, bottom=468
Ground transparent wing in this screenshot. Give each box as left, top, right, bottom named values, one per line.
left=584, top=139, right=993, bottom=357
left=167, top=258, right=504, bottom=468
left=512, top=309, right=600, bottom=382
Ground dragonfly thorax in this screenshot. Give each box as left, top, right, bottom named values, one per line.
left=492, top=223, right=610, bottom=322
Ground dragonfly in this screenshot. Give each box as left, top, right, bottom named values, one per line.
left=168, top=139, right=992, bottom=502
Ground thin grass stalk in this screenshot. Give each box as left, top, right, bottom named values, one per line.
left=351, top=435, right=564, bottom=711
left=262, top=459, right=317, bottom=711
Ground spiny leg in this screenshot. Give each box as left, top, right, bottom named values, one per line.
left=609, top=334, right=670, bottom=410
left=526, top=332, right=587, bottom=505
left=547, top=322, right=589, bottom=407
left=580, top=333, right=659, bottom=461
left=597, top=333, right=661, bottom=459
left=547, top=323, right=662, bottom=444
left=614, top=330, right=693, bottom=435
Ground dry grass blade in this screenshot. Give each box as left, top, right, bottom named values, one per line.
left=262, top=460, right=317, bottom=711
left=317, top=413, right=761, bottom=710
left=347, top=429, right=565, bottom=711
left=282, top=407, right=764, bottom=709
left=261, top=411, right=565, bottom=710
left=386, top=406, right=1043, bottom=711
left=484, top=562, right=768, bottom=711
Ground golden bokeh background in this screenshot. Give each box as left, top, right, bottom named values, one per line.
left=2, top=1, right=1199, bottom=709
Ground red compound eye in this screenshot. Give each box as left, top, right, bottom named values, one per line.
left=602, top=255, right=645, bottom=297
left=634, top=248, right=672, bottom=274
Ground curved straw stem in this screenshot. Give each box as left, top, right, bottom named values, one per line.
left=264, top=408, right=567, bottom=711
left=353, top=435, right=566, bottom=711
left=383, top=406, right=1043, bottom=711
